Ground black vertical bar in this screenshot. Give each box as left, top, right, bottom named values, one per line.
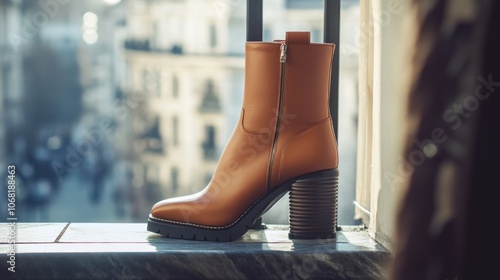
left=324, top=0, right=340, bottom=140
left=247, top=0, right=263, bottom=41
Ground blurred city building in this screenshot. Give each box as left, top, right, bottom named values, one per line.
left=0, top=0, right=24, bottom=219
left=121, top=0, right=359, bottom=224
left=0, top=0, right=359, bottom=224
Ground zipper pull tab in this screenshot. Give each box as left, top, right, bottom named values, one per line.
left=280, top=43, right=287, bottom=63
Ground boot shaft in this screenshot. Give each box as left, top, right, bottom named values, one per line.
left=242, top=32, right=335, bottom=135
left=242, top=32, right=337, bottom=188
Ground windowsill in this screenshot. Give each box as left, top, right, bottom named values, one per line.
left=0, top=223, right=390, bottom=279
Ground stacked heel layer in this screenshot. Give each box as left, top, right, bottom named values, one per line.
left=288, top=169, right=339, bottom=239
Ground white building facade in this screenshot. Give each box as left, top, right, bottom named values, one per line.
left=121, top=0, right=359, bottom=223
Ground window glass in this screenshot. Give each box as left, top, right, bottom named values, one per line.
left=171, top=167, right=179, bottom=193
left=0, top=0, right=359, bottom=225
left=172, top=75, right=179, bottom=98
left=172, top=116, right=179, bottom=147
left=209, top=24, right=217, bottom=49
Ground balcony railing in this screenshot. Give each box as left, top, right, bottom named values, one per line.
left=202, top=144, right=218, bottom=161
left=123, top=39, right=183, bottom=54
left=199, top=98, right=221, bottom=113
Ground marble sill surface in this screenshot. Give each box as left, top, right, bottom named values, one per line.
left=0, top=223, right=390, bottom=280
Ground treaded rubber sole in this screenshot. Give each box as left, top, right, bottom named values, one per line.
left=147, top=169, right=338, bottom=242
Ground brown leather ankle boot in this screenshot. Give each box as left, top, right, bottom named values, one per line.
left=147, top=31, right=338, bottom=242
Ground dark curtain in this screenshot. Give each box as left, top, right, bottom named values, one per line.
left=391, top=1, right=500, bottom=279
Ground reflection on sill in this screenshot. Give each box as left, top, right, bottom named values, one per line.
left=0, top=223, right=389, bottom=280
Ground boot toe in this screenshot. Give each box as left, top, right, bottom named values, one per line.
left=150, top=193, right=202, bottom=224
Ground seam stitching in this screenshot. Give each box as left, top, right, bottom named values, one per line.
left=150, top=191, right=269, bottom=230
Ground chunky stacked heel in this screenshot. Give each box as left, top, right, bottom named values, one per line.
left=289, top=169, right=339, bottom=239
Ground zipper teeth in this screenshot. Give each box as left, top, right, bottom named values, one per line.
left=267, top=44, right=286, bottom=191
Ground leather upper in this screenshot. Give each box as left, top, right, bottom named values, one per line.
left=151, top=32, right=338, bottom=227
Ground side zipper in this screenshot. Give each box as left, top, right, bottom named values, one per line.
left=267, top=43, right=287, bottom=191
